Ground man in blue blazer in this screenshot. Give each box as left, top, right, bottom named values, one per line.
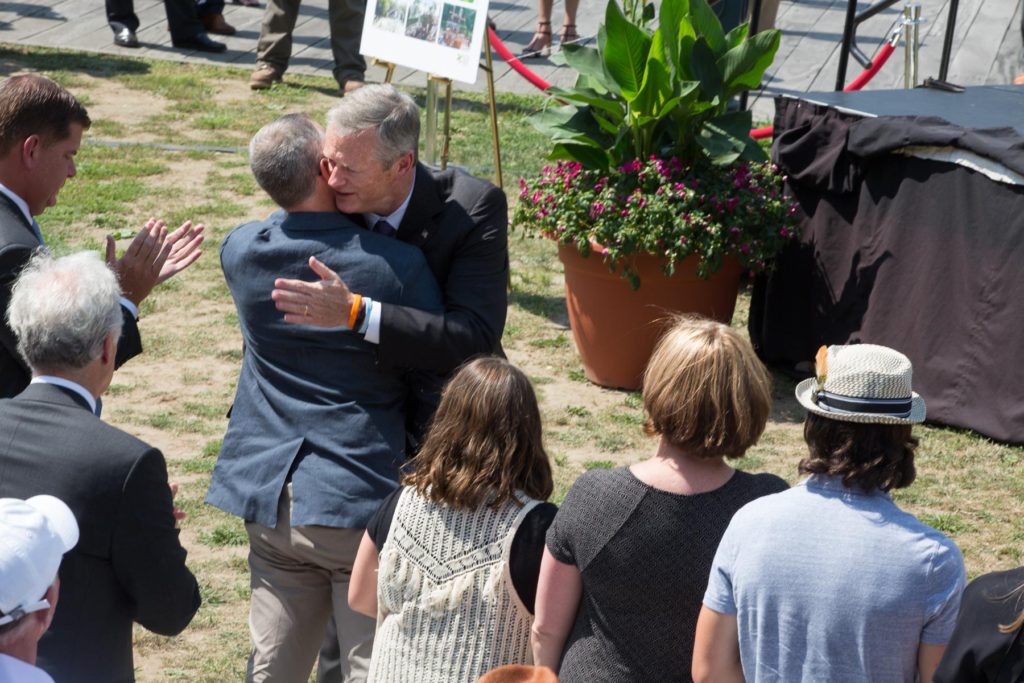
left=206, top=114, right=442, bottom=683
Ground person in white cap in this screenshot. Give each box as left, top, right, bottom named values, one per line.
left=0, top=495, right=78, bottom=683
left=693, top=343, right=967, bottom=683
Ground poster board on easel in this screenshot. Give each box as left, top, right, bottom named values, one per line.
left=359, top=0, right=491, bottom=84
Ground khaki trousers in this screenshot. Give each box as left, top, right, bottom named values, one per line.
left=245, top=485, right=375, bottom=683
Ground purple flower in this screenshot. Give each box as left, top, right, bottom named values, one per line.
left=740, top=243, right=751, bottom=254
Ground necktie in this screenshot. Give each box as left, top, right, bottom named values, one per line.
left=94, top=397, right=103, bottom=418
left=373, top=219, right=397, bottom=238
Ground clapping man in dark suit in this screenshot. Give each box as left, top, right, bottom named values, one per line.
left=0, top=74, right=204, bottom=399
left=0, top=250, right=202, bottom=683
left=205, top=114, right=442, bottom=682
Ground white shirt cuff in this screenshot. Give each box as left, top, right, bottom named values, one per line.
left=363, top=299, right=382, bottom=345
left=120, top=297, right=139, bottom=320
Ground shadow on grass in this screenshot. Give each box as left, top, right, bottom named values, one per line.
left=768, top=370, right=805, bottom=424
left=0, top=45, right=150, bottom=78
left=509, top=287, right=568, bottom=327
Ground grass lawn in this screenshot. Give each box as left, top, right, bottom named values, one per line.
left=1, top=43, right=1022, bottom=681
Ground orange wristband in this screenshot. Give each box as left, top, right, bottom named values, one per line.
left=347, top=293, right=363, bottom=330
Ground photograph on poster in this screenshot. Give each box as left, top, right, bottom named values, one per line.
left=405, top=0, right=441, bottom=42
left=373, top=0, right=411, bottom=34
left=438, top=4, right=475, bottom=51
left=360, top=0, right=489, bottom=82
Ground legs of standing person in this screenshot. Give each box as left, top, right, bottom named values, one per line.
left=521, top=0, right=552, bottom=57
left=197, top=0, right=237, bottom=34
left=315, top=542, right=375, bottom=683
left=316, top=616, right=343, bottom=683
left=752, top=0, right=780, bottom=32
left=330, top=555, right=374, bottom=681
left=560, top=0, right=579, bottom=46
left=106, top=0, right=141, bottom=45
left=251, top=0, right=300, bottom=85
left=328, top=0, right=367, bottom=92
left=106, top=0, right=140, bottom=32
left=165, top=0, right=206, bottom=41
left=246, top=484, right=373, bottom=683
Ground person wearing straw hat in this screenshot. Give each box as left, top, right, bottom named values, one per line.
left=693, top=343, right=967, bottom=683
left=0, top=495, right=78, bottom=683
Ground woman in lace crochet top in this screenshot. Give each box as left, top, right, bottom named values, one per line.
left=531, top=316, right=789, bottom=682
left=349, top=357, right=557, bottom=683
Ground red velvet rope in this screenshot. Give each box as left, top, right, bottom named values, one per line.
left=486, top=27, right=898, bottom=142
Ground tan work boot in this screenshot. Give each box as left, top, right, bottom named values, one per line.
left=250, top=65, right=283, bottom=90
left=341, top=80, right=364, bottom=95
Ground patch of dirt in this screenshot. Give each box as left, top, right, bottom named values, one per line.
left=79, top=74, right=170, bottom=134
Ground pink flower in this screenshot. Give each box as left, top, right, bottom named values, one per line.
left=739, top=243, right=751, bottom=254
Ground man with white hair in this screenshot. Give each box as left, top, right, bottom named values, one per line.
left=0, top=251, right=201, bottom=683
left=0, top=495, right=78, bottom=683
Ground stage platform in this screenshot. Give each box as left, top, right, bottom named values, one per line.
left=0, top=0, right=1019, bottom=121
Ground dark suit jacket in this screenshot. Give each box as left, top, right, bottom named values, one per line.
left=0, top=383, right=201, bottom=683
left=0, top=192, right=142, bottom=398
left=372, top=163, right=508, bottom=373
left=206, top=211, right=442, bottom=529
left=350, top=164, right=508, bottom=444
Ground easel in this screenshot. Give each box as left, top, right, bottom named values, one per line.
left=370, top=27, right=504, bottom=190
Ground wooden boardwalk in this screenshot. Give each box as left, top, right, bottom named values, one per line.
left=0, top=0, right=1020, bottom=121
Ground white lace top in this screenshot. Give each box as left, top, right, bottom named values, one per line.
left=367, top=487, right=540, bottom=682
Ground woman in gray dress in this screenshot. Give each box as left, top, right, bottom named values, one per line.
left=531, top=315, right=788, bottom=682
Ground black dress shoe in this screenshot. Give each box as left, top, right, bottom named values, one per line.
left=111, top=22, right=140, bottom=48
left=171, top=32, right=227, bottom=53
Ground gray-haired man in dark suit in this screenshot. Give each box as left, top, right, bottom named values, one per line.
left=0, top=250, right=201, bottom=683
left=206, top=113, right=443, bottom=683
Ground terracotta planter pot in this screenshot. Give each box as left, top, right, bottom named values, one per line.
left=558, top=243, right=743, bottom=390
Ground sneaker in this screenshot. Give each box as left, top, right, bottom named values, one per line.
left=250, top=65, right=283, bottom=90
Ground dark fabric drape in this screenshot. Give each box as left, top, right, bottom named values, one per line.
left=750, top=95, right=1024, bottom=443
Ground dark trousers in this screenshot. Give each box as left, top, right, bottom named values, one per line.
left=105, top=0, right=217, bottom=40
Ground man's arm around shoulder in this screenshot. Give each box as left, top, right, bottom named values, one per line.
left=113, top=446, right=201, bottom=635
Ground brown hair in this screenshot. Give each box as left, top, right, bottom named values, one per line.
left=996, top=583, right=1024, bottom=634
left=642, top=315, right=772, bottom=459
left=403, top=357, right=553, bottom=509
left=0, top=75, right=90, bottom=156
left=799, top=413, right=918, bottom=491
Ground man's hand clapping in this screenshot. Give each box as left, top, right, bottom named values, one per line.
left=106, top=218, right=205, bottom=306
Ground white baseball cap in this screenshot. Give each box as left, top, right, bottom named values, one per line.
left=0, top=496, right=79, bottom=626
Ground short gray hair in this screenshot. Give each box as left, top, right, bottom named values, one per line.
left=7, top=251, right=123, bottom=372
left=325, top=84, right=419, bottom=166
left=249, top=113, right=323, bottom=209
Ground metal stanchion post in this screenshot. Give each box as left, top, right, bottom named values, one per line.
left=371, top=58, right=397, bottom=84
left=903, top=5, right=912, bottom=88
left=912, top=3, right=921, bottom=87
left=440, top=78, right=453, bottom=171
left=425, top=78, right=439, bottom=166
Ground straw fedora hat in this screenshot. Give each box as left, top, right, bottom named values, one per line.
left=795, top=344, right=926, bottom=425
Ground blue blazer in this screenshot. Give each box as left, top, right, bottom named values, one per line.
left=206, top=211, right=442, bottom=529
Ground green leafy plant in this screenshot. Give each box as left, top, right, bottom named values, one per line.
left=532, top=0, right=781, bottom=170
left=516, top=0, right=796, bottom=287
left=514, top=157, right=799, bottom=287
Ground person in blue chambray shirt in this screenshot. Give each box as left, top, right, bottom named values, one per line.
left=693, top=343, right=966, bottom=683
